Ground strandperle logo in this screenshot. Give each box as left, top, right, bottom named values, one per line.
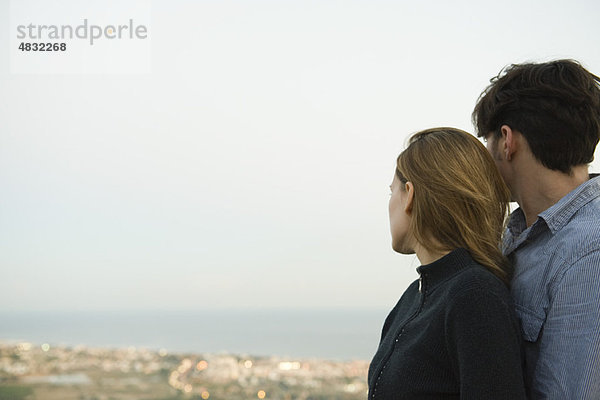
left=16, top=19, right=148, bottom=45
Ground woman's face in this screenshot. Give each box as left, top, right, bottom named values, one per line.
left=389, top=174, right=415, bottom=254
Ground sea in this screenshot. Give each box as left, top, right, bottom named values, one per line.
left=0, top=309, right=389, bottom=360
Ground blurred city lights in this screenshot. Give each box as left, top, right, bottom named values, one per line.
left=196, top=360, right=208, bottom=371
left=278, top=361, right=300, bottom=370
left=18, top=343, right=32, bottom=352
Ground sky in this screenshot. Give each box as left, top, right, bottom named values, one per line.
left=1, top=0, right=599, bottom=312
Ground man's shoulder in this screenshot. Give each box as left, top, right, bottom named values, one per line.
left=508, top=181, right=600, bottom=294
left=550, top=193, right=600, bottom=259
left=543, top=176, right=600, bottom=226
left=527, top=177, right=600, bottom=255
left=559, top=200, right=600, bottom=237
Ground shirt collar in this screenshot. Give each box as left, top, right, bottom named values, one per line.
left=538, top=175, right=600, bottom=234
left=506, top=207, right=527, bottom=236
left=416, top=248, right=473, bottom=294
left=507, top=175, right=600, bottom=236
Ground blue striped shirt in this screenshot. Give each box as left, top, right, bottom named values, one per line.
left=503, top=175, right=600, bottom=399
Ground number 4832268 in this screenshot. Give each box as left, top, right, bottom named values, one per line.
left=19, top=42, right=67, bottom=51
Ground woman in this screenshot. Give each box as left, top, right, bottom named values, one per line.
left=368, top=128, right=526, bottom=399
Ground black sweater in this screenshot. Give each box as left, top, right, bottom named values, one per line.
left=368, top=248, right=527, bottom=400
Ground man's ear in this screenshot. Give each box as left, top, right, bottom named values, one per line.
left=500, top=125, right=516, bottom=161
left=405, top=181, right=414, bottom=213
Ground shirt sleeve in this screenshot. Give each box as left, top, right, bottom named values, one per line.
left=446, top=285, right=527, bottom=400
left=531, top=250, right=600, bottom=399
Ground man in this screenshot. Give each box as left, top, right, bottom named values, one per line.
left=472, top=59, right=600, bottom=399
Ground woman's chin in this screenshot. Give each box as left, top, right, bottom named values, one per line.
left=392, top=242, right=415, bottom=255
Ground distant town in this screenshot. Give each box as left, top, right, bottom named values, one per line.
left=0, top=341, right=369, bottom=400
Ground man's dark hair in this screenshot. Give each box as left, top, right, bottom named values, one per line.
left=472, top=59, right=600, bottom=173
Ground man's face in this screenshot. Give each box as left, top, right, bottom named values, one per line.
left=485, top=133, right=502, bottom=163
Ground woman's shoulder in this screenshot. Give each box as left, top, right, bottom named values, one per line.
left=444, top=256, right=513, bottom=304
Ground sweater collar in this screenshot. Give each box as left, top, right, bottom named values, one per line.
left=415, top=248, right=472, bottom=294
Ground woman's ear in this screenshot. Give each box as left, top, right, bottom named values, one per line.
left=405, top=181, right=414, bottom=213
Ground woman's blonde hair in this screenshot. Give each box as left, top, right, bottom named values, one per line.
left=396, top=127, right=512, bottom=284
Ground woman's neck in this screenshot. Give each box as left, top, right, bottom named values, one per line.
left=414, top=242, right=451, bottom=265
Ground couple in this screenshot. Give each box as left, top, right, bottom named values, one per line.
left=368, top=60, right=600, bottom=399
